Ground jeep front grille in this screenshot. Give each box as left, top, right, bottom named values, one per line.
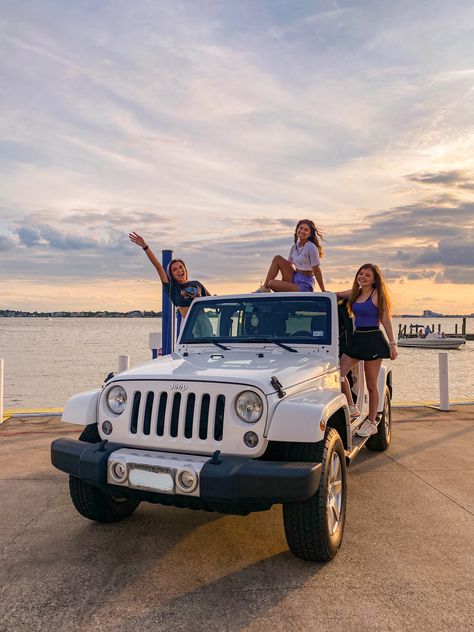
left=129, top=390, right=226, bottom=442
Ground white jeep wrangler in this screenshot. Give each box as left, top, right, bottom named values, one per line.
left=51, top=292, right=392, bottom=562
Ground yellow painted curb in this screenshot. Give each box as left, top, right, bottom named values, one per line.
left=4, top=408, right=63, bottom=414
left=1, top=408, right=63, bottom=424
left=393, top=400, right=474, bottom=407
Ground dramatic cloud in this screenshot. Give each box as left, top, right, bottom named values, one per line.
left=0, top=235, right=15, bottom=251
left=436, top=267, right=474, bottom=284
left=438, top=236, right=474, bottom=266
left=407, top=170, right=474, bottom=190
left=16, top=226, right=42, bottom=247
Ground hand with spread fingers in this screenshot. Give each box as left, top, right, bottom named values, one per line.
left=129, top=232, right=147, bottom=249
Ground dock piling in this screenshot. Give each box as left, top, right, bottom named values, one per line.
left=118, top=355, right=130, bottom=373
left=439, top=352, right=450, bottom=412
left=149, top=333, right=162, bottom=359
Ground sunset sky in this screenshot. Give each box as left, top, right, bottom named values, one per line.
left=1, top=0, right=473, bottom=313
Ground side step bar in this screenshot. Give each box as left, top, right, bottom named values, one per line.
left=345, top=412, right=382, bottom=465
left=345, top=433, right=371, bottom=465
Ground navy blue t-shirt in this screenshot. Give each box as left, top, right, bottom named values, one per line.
left=163, top=280, right=210, bottom=308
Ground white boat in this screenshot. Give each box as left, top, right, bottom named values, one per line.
left=398, top=334, right=466, bottom=349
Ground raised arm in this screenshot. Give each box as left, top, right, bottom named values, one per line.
left=312, top=264, right=325, bottom=292
left=129, top=232, right=169, bottom=284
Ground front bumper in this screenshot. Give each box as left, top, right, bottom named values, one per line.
left=51, top=438, right=321, bottom=504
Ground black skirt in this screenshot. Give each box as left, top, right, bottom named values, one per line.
left=345, top=327, right=390, bottom=361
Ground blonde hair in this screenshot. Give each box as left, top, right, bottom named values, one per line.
left=348, top=263, right=392, bottom=320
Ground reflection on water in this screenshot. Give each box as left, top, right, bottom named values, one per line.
left=0, top=318, right=473, bottom=408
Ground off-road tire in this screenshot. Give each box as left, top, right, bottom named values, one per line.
left=282, top=429, right=347, bottom=562
left=68, top=424, right=140, bottom=523
left=366, top=387, right=391, bottom=451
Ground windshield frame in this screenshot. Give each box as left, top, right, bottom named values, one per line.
left=179, top=294, right=333, bottom=347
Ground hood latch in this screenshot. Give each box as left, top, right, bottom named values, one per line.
left=271, top=376, right=286, bottom=399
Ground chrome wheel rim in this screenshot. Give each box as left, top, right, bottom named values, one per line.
left=327, top=451, right=343, bottom=536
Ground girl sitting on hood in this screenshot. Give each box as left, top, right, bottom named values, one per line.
left=129, top=232, right=210, bottom=318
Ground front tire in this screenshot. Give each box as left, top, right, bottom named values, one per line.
left=283, top=429, right=347, bottom=562
left=366, top=387, right=392, bottom=451
left=68, top=423, right=140, bottom=523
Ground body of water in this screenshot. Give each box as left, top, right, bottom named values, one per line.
left=1, top=317, right=473, bottom=409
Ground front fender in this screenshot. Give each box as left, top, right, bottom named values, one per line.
left=61, top=389, right=101, bottom=425
left=267, top=390, right=348, bottom=443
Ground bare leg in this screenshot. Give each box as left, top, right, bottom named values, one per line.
left=364, top=359, right=382, bottom=422
left=264, top=255, right=295, bottom=287
left=340, top=354, right=359, bottom=407
left=268, top=279, right=300, bottom=292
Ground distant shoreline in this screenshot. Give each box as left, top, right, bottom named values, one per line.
left=0, top=310, right=162, bottom=318
left=1, top=310, right=472, bottom=319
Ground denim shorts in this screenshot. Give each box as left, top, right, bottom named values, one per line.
left=292, top=270, right=314, bottom=292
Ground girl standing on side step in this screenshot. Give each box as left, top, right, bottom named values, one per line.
left=129, top=232, right=210, bottom=318
left=256, top=219, right=326, bottom=293
left=337, top=263, right=397, bottom=437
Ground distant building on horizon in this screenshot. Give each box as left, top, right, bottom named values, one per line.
left=423, top=309, right=443, bottom=317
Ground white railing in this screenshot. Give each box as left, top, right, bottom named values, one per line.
left=0, top=358, right=3, bottom=423
left=118, top=354, right=130, bottom=373
left=438, top=352, right=449, bottom=411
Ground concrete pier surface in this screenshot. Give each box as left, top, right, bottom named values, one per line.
left=1, top=407, right=473, bottom=632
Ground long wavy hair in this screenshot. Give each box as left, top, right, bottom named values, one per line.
left=348, top=263, right=392, bottom=320
left=167, top=258, right=189, bottom=284
left=294, top=219, right=324, bottom=257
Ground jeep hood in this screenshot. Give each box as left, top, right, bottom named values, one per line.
left=113, top=350, right=334, bottom=394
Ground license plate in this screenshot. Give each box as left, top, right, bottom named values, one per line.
left=128, top=465, right=174, bottom=493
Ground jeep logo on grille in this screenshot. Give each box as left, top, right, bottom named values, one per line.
left=169, top=383, right=187, bottom=391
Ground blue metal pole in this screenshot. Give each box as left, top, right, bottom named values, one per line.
left=176, top=310, right=182, bottom=339
left=161, top=249, right=174, bottom=355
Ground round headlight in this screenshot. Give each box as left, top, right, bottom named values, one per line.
left=106, top=385, right=127, bottom=414
left=235, top=391, right=263, bottom=423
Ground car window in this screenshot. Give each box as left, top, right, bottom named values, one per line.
left=181, top=297, right=332, bottom=345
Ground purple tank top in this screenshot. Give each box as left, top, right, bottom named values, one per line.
left=352, top=291, right=379, bottom=327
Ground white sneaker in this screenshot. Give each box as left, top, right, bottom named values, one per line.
left=254, top=285, right=271, bottom=293
left=349, top=405, right=360, bottom=419
left=356, top=420, right=378, bottom=437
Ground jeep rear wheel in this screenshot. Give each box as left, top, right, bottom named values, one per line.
left=282, top=429, right=347, bottom=562
left=68, top=423, right=140, bottom=523
left=366, top=387, right=391, bottom=451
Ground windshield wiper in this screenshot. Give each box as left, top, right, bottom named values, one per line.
left=200, top=338, right=231, bottom=350
left=250, top=337, right=298, bottom=353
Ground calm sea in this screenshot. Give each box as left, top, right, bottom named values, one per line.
left=1, top=317, right=473, bottom=409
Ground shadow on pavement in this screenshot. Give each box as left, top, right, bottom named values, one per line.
left=1, top=498, right=322, bottom=632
